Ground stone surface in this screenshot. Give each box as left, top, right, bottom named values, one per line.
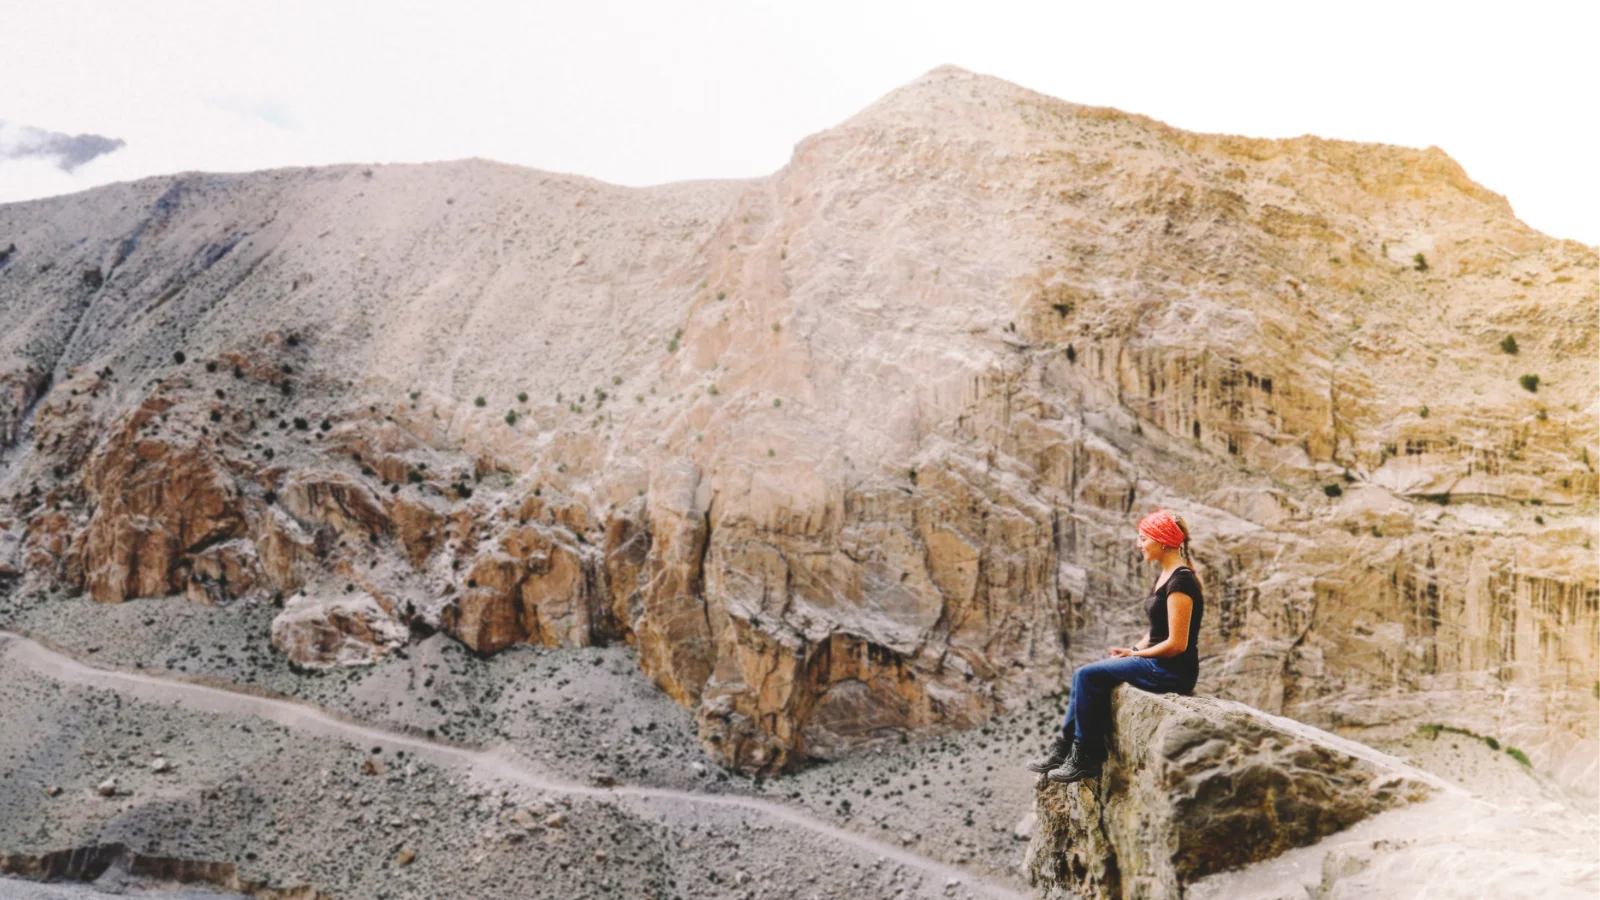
left=269, top=591, right=408, bottom=667
left=0, top=65, right=1593, bottom=787
left=1025, top=684, right=1443, bottom=900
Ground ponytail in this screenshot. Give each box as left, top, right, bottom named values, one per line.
left=1171, top=513, right=1203, bottom=591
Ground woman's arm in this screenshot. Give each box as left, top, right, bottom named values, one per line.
left=1130, top=593, right=1192, bottom=659
left=1134, top=630, right=1151, bottom=650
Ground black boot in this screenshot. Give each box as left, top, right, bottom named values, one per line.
left=1026, top=733, right=1074, bottom=773
left=1045, top=740, right=1103, bottom=784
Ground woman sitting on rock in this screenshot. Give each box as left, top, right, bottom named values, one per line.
left=1027, top=508, right=1204, bottom=783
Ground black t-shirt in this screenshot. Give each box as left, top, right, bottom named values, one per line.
left=1144, top=566, right=1203, bottom=687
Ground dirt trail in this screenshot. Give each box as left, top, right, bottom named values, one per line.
left=0, top=630, right=1027, bottom=900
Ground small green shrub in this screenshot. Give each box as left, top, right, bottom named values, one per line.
left=263, top=490, right=278, bottom=505
left=1505, top=746, right=1531, bottom=768
left=1534, top=515, right=1544, bottom=525
left=1412, top=252, right=1428, bottom=271
left=286, top=334, right=300, bottom=348
left=292, top=417, right=308, bottom=430
left=474, top=396, right=486, bottom=407
left=1499, top=334, right=1518, bottom=354
left=1323, top=483, right=1343, bottom=498
left=173, top=351, right=186, bottom=364
left=1484, top=736, right=1499, bottom=750
left=767, top=448, right=775, bottom=457
left=773, top=398, right=781, bottom=407
left=505, top=410, right=517, bottom=425
left=1519, top=374, right=1539, bottom=393
left=206, top=361, right=218, bottom=373
left=407, top=470, right=423, bottom=484
left=1536, top=407, right=1547, bottom=421
left=707, top=384, right=720, bottom=396
left=409, top=391, right=420, bottom=401
left=1419, top=404, right=1428, bottom=419
left=517, top=391, right=528, bottom=403
left=716, top=291, right=726, bottom=301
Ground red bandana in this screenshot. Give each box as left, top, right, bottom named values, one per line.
left=1138, top=509, right=1186, bottom=549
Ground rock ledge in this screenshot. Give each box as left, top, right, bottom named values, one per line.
left=1025, top=685, right=1446, bottom=899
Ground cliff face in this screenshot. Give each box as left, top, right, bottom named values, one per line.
left=0, top=66, right=1594, bottom=786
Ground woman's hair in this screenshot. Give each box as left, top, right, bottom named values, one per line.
left=1170, top=513, right=1203, bottom=590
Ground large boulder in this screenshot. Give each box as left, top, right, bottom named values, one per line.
left=269, top=591, right=408, bottom=667
left=1025, top=685, right=1444, bottom=900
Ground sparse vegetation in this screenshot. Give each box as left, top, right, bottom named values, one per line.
left=206, top=361, right=218, bottom=373
left=474, top=396, right=486, bottom=407
left=706, top=384, right=720, bottom=396
left=1419, top=404, right=1429, bottom=419
left=716, top=291, right=726, bottom=301
left=292, top=417, right=308, bottom=431
left=410, top=390, right=421, bottom=401
left=407, top=470, right=423, bottom=484
left=773, top=398, right=782, bottom=407
left=1322, top=483, right=1343, bottom=498
left=1536, top=407, right=1548, bottom=421
left=517, top=391, right=528, bottom=403
left=1412, top=252, right=1428, bottom=271
left=173, top=351, right=186, bottom=364
left=1519, top=374, right=1540, bottom=393
left=1499, top=334, right=1519, bottom=354
left=505, top=410, right=517, bottom=425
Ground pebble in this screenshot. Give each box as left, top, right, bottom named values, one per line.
left=151, top=757, right=172, bottom=773
left=545, top=812, right=567, bottom=828
left=97, top=777, right=117, bottom=796
left=396, top=847, right=416, bottom=865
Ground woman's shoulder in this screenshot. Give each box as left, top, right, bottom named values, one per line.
left=1168, top=567, right=1203, bottom=597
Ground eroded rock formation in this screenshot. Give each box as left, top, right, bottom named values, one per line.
left=0, top=65, right=1593, bottom=786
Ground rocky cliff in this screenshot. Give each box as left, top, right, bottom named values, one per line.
left=1024, top=685, right=1443, bottom=899
left=0, top=65, right=1594, bottom=789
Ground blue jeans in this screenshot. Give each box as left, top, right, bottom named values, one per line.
left=1061, top=656, right=1191, bottom=745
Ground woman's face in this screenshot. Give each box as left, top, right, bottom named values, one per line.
left=1137, top=532, right=1158, bottom=561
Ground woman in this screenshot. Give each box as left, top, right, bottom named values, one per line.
left=1026, top=509, right=1204, bottom=783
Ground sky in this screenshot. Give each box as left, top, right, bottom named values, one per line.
left=1, top=0, right=1595, bottom=245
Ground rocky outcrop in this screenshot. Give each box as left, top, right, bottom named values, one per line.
left=77, top=399, right=248, bottom=604
left=1025, top=685, right=1443, bottom=900
left=269, top=591, right=408, bottom=667
left=0, top=842, right=330, bottom=899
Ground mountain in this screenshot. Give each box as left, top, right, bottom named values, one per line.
left=0, top=65, right=1594, bottom=800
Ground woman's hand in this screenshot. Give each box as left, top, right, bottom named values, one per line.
left=1107, top=647, right=1135, bottom=658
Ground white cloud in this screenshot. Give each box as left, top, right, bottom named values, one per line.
left=0, top=0, right=1594, bottom=243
